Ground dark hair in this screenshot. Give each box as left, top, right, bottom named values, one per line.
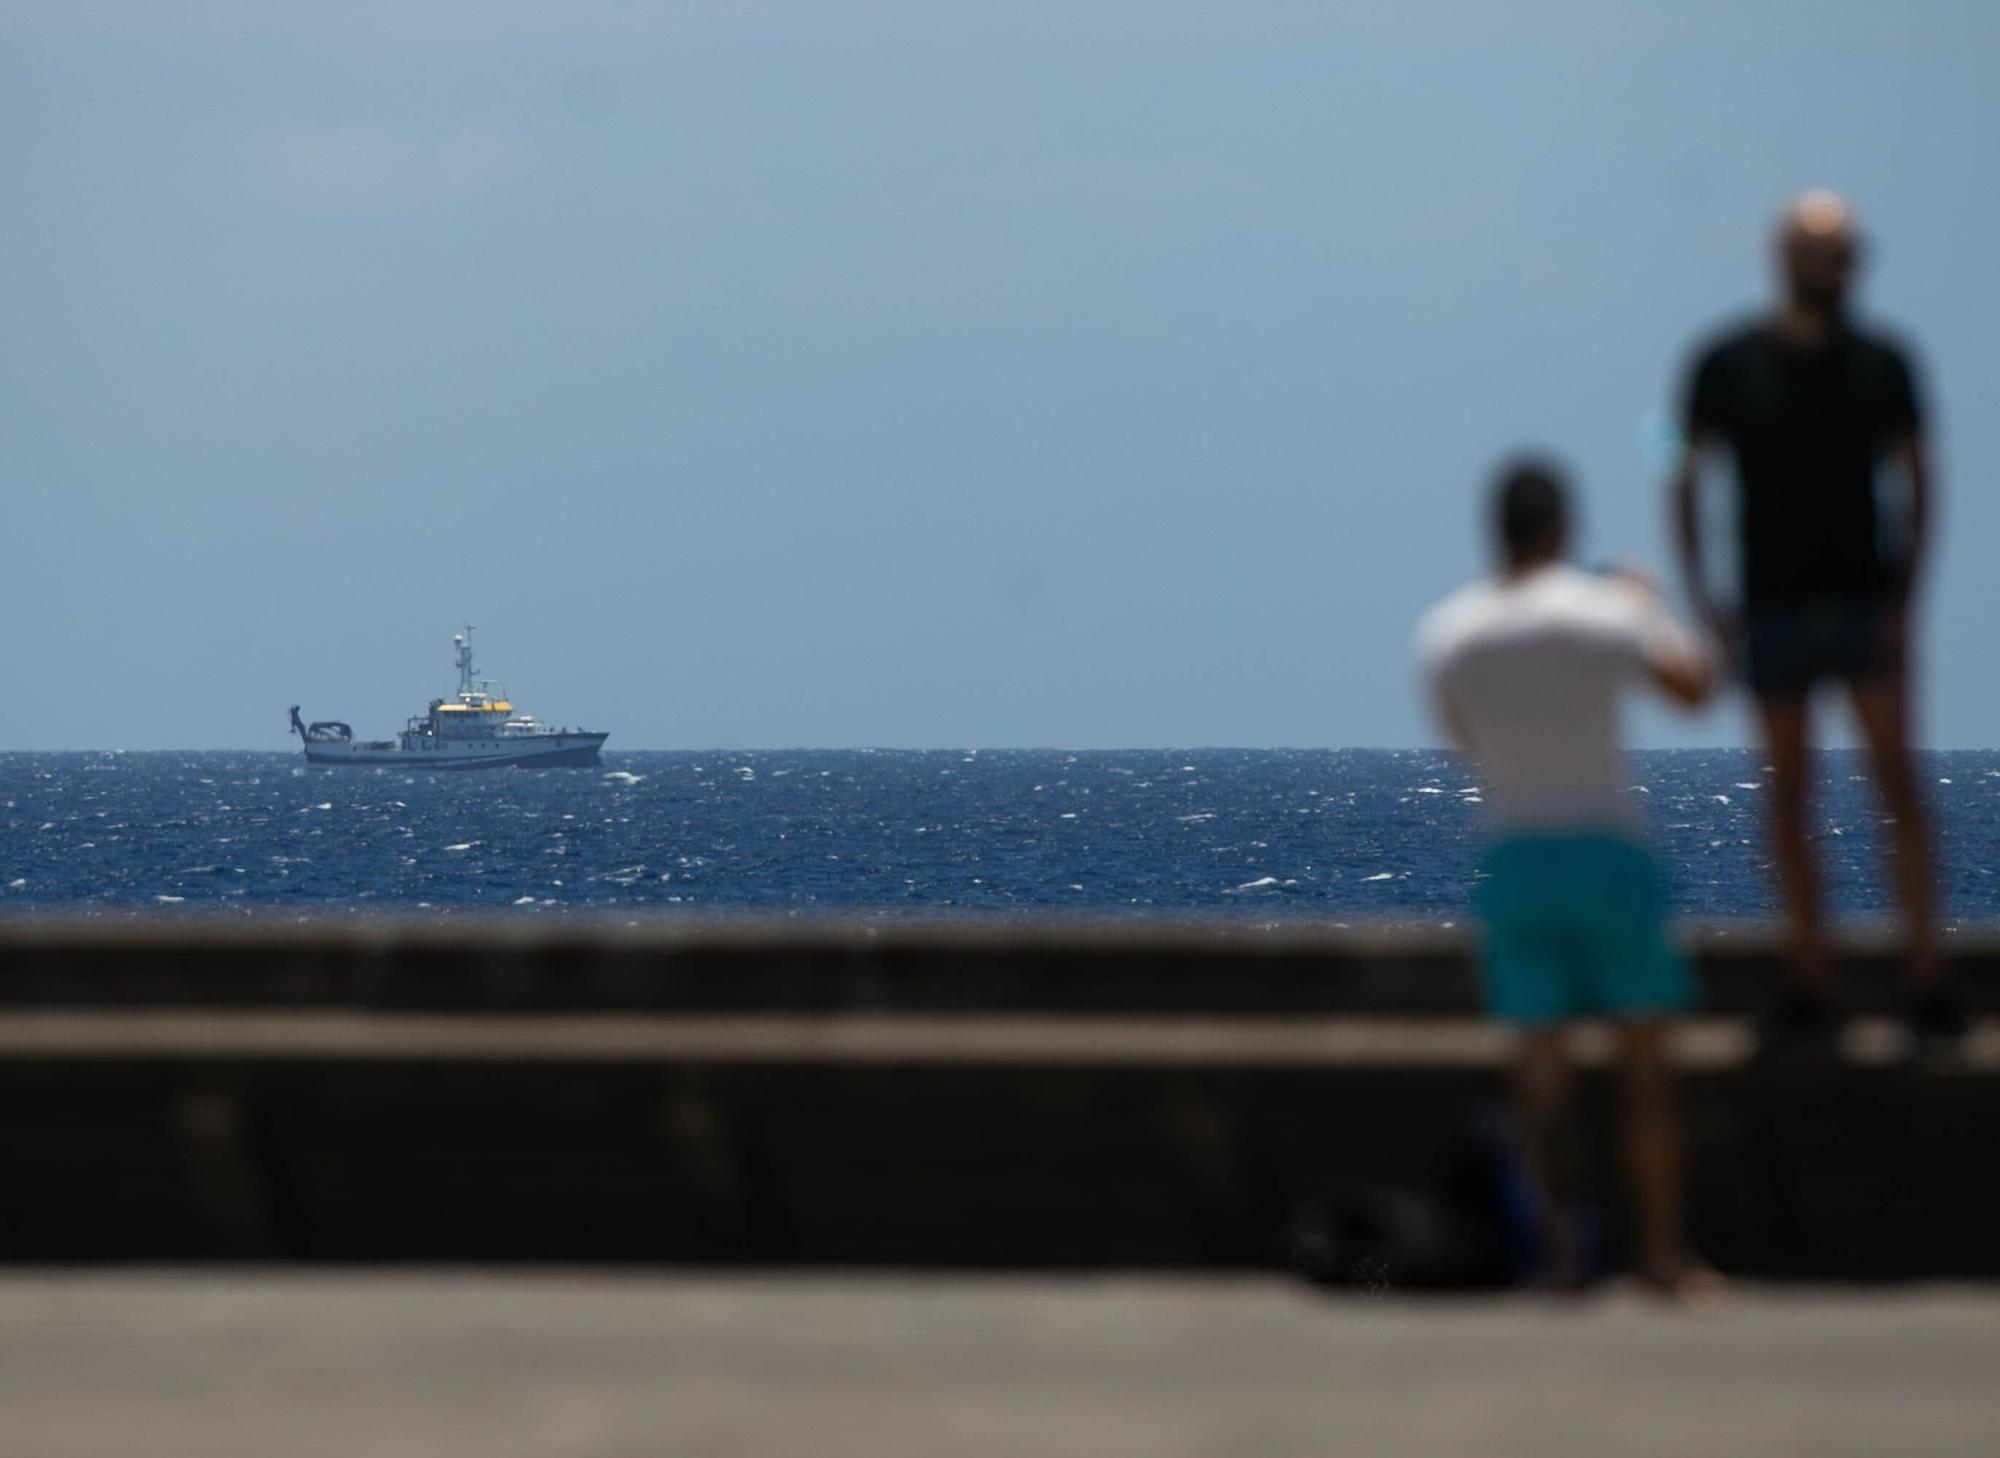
left=1491, top=457, right=1570, bottom=562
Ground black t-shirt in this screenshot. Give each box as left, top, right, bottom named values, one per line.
left=1682, top=320, right=1923, bottom=607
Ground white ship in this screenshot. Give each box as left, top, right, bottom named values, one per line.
left=290, top=627, right=608, bottom=769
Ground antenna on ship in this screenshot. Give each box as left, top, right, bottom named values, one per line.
left=454, top=624, right=477, bottom=699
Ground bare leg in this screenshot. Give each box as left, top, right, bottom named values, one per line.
left=1757, top=694, right=1832, bottom=993
left=1616, top=1019, right=1687, bottom=1286
left=1847, top=670, right=1938, bottom=988
left=1513, top=1028, right=1579, bottom=1283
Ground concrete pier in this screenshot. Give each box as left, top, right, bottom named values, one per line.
left=5, top=1273, right=1998, bottom=1458
left=0, top=919, right=1994, bottom=1273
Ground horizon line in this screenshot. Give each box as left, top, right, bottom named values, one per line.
left=0, top=744, right=1965, bottom=757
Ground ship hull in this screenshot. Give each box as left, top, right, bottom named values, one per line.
left=302, top=734, right=609, bottom=770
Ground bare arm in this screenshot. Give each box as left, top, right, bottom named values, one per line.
left=1645, top=639, right=1715, bottom=710
left=1669, top=434, right=1725, bottom=642
left=1432, top=688, right=1474, bottom=754
left=1893, top=432, right=1934, bottom=601
left=1610, top=567, right=1716, bottom=711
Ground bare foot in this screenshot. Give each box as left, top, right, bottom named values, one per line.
left=1639, top=1258, right=1729, bottom=1306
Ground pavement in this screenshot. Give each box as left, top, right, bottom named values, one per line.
left=2, top=1272, right=1997, bottom=1456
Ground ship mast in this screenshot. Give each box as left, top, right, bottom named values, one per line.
left=454, top=625, right=477, bottom=699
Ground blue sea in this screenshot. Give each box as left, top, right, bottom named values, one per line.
left=4, top=749, right=1999, bottom=922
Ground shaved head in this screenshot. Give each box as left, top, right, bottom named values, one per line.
left=1776, top=190, right=1861, bottom=314
left=1781, top=189, right=1858, bottom=243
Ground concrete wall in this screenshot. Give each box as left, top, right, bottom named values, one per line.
left=0, top=919, right=1993, bottom=1275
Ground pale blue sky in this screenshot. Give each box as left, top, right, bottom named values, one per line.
left=5, top=1, right=1997, bottom=749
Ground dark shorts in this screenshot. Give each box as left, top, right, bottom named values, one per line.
left=1742, top=599, right=1895, bottom=699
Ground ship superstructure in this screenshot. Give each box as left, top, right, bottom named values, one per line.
left=290, top=627, right=608, bottom=769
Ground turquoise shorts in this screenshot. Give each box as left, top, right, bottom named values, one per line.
left=1474, top=834, right=1693, bottom=1025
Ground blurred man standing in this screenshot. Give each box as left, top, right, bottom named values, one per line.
left=1670, top=193, right=1957, bottom=1044
left=1419, top=461, right=1714, bottom=1293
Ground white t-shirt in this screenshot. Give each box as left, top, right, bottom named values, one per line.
left=1416, top=564, right=1693, bottom=834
